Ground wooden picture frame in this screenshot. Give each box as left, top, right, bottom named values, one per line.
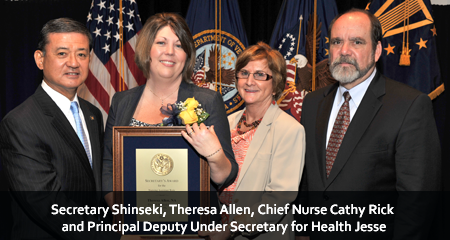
left=113, top=126, right=210, bottom=239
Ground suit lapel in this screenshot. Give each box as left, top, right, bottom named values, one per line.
left=177, top=81, right=192, bottom=102
left=316, top=84, right=338, bottom=186
left=119, top=85, right=145, bottom=126
left=33, top=87, right=95, bottom=184
left=118, top=82, right=187, bottom=126
left=325, top=72, right=385, bottom=187
left=228, top=110, right=244, bottom=133
left=79, top=100, right=102, bottom=190
left=235, top=104, right=279, bottom=189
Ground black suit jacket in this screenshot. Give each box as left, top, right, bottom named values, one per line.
left=0, top=86, right=119, bottom=239
left=102, top=80, right=238, bottom=193
left=300, top=71, right=441, bottom=239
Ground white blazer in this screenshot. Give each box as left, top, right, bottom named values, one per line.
left=227, top=103, right=305, bottom=240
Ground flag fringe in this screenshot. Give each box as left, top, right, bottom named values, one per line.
left=428, top=83, right=445, bottom=100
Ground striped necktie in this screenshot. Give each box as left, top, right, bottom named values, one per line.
left=70, top=102, right=92, bottom=167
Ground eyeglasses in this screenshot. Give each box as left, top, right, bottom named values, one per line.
left=236, top=70, right=273, bottom=81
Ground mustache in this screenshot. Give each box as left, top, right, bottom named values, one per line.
left=331, top=56, right=358, bottom=68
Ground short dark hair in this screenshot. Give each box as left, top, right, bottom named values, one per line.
left=235, top=42, right=286, bottom=100
left=134, top=13, right=196, bottom=81
left=37, top=18, right=92, bottom=55
left=328, top=8, right=382, bottom=52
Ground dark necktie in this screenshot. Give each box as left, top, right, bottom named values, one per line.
left=326, top=91, right=351, bottom=178
left=70, top=102, right=92, bottom=167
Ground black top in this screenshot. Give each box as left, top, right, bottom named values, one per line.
left=102, top=80, right=238, bottom=193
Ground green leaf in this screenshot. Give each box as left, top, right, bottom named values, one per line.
left=197, top=112, right=210, bottom=124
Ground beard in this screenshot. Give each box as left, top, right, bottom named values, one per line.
left=329, top=55, right=374, bottom=84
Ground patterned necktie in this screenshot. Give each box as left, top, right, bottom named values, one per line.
left=326, top=91, right=351, bottom=178
left=70, top=102, right=92, bottom=167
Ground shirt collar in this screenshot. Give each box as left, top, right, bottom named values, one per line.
left=336, top=68, right=377, bottom=108
left=41, top=80, right=80, bottom=113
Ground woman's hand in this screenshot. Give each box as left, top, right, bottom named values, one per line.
left=181, top=123, right=231, bottom=184
left=181, top=123, right=222, bottom=158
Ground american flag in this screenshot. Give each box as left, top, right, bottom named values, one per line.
left=277, top=62, right=308, bottom=122
left=271, top=0, right=338, bottom=122
left=78, top=0, right=146, bottom=123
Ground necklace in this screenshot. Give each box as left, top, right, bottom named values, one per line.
left=237, top=111, right=262, bottom=134
left=148, top=86, right=180, bottom=106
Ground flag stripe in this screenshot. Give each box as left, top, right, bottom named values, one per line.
left=85, top=72, right=110, bottom=113
left=108, top=54, right=129, bottom=92
left=89, top=51, right=115, bottom=96
left=123, top=40, right=146, bottom=86
left=79, top=0, right=144, bottom=125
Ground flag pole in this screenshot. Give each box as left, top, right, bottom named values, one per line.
left=312, top=0, right=317, bottom=91
left=295, top=15, right=303, bottom=56
left=119, top=0, right=125, bottom=91
left=288, top=15, right=303, bottom=93
left=214, top=0, right=218, bottom=92
left=219, top=0, right=222, bottom=94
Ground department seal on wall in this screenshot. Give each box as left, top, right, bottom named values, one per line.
left=191, top=30, right=246, bottom=115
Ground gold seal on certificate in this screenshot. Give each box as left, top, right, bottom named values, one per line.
left=151, top=153, right=174, bottom=176
left=136, top=149, right=188, bottom=222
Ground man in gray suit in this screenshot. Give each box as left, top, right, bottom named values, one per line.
left=0, top=18, right=129, bottom=240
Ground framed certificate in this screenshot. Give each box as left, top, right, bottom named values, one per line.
left=113, top=126, right=210, bottom=238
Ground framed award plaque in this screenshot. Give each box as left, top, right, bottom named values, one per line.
left=113, top=126, right=211, bottom=239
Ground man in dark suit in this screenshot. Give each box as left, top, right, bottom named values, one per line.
left=0, top=18, right=124, bottom=239
left=300, top=9, right=441, bottom=239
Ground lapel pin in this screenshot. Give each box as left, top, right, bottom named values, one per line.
left=90, top=116, right=94, bottom=120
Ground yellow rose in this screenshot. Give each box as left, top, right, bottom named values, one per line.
left=184, top=97, right=199, bottom=110
left=179, top=109, right=198, bottom=125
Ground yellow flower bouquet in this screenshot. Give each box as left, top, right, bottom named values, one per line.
left=161, top=97, right=210, bottom=126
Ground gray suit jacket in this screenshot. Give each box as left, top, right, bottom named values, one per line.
left=300, top=71, right=441, bottom=239
left=102, top=80, right=238, bottom=193
left=0, top=86, right=119, bottom=239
